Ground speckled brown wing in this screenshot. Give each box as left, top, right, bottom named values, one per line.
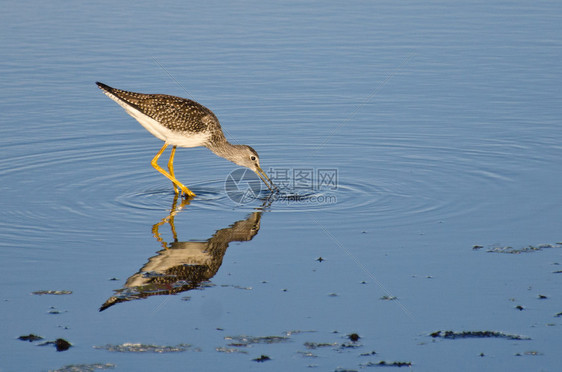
left=96, top=82, right=220, bottom=134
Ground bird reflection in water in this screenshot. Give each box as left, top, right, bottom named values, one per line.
left=100, top=195, right=263, bottom=311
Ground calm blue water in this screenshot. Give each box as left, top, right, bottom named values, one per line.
left=1, top=1, right=561, bottom=371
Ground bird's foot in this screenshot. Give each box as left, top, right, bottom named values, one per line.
left=180, top=187, right=196, bottom=199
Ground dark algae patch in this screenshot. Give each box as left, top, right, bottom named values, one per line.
left=252, top=354, right=271, bottom=362
left=39, top=338, right=72, bottom=351
left=54, top=339, right=72, bottom=351
left=362, top=361, right=412, bottom=367
left=20, top=333, right=70, bottom=352
left=430, top=330, right=531, bottom=340
left=18, top=334, right=43, bottom=342
left=360, top=351, right=378, bottom=356
left=348, top=333, right=360, bottom=342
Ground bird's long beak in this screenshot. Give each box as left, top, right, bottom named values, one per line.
left=255, top=166, right=278, bottom=193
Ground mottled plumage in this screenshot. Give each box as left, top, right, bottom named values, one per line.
left=97, top=82, right=218, bottom=134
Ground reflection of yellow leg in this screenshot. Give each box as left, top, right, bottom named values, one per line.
left=152, top=193, right=190, bottom=249
left=168, top=146, right=178, bottom=194
left=152, top=218, right=169, bottom=249
left=151, top=143, right=196, bottom=197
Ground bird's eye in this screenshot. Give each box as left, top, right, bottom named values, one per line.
left=250, top=156, right=256, bottom=161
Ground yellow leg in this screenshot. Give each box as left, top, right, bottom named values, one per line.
left=168, top=146, right=178, bottom=194
left=151, top=143, right=196, bottom=197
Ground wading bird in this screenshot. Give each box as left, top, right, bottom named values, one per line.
left=96, top=82, right=275, bottom=197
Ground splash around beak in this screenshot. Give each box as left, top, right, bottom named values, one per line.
left=255, top=166, right=278, bottom=193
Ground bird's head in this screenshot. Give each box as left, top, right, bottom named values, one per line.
left=231, top=145, right=277, bottom=192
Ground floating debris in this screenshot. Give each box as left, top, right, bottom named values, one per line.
left=220, top=284, right=252, bottom=290
left=215, top=347, right=248, bottom=354
left=348, top=333, right=360, bottom=342
left=316, top=257, right=325, bottom=262
left=538, top=294, right=548, bottom=299
left=55, top=339, right=72, bottom=351
left=227, top=343, right=248, bottom=347
left=39, top=338, right=72, bottom=351
left=18, top=334, right=43, bottom=342
left=485, top=243, right=562, bottom=254
left=48, top=307, right=65, bottom=315
left=430, top=330, right=531, bottom=340
left=304, top=341, right=338, bottom=349
left=252, top=354, right=271, bottom=362
left=233, top=285, right=252, bottom=290
left=340, top=342, right=361, bottom=349
left=523, top=351, right=543, bottom=356
left=49, top=363, right=116, bottom=372
left=362, top=361, right=412, bottom=367
left=515, top=305, right=525, bottom=311
left=360, top=351, right=377, bottom=356
left=283, top=330, right=316, bottom=336
left=94, top=343, right=193, bottom=353
left=380, top=295, right=397, bottom=301
left=224, top=335, right=290, bottom=346
left=32, top=290, right=72, bottom=296
left=472, top=245, right=484, bottom=250
left=555, top=312, right=562, bottom=318
left=297, top=350, right=318, bottom=358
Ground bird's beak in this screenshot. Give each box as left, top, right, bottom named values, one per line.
left=255, top=166, right=278, bottom=193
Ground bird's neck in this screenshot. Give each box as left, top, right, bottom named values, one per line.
left=206, top=137, right=241, bottom=165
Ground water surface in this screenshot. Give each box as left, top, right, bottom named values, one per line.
left=1, top=1, right=561, bottom=371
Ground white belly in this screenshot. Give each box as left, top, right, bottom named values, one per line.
left=105, top=91, right=210, bottom=148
